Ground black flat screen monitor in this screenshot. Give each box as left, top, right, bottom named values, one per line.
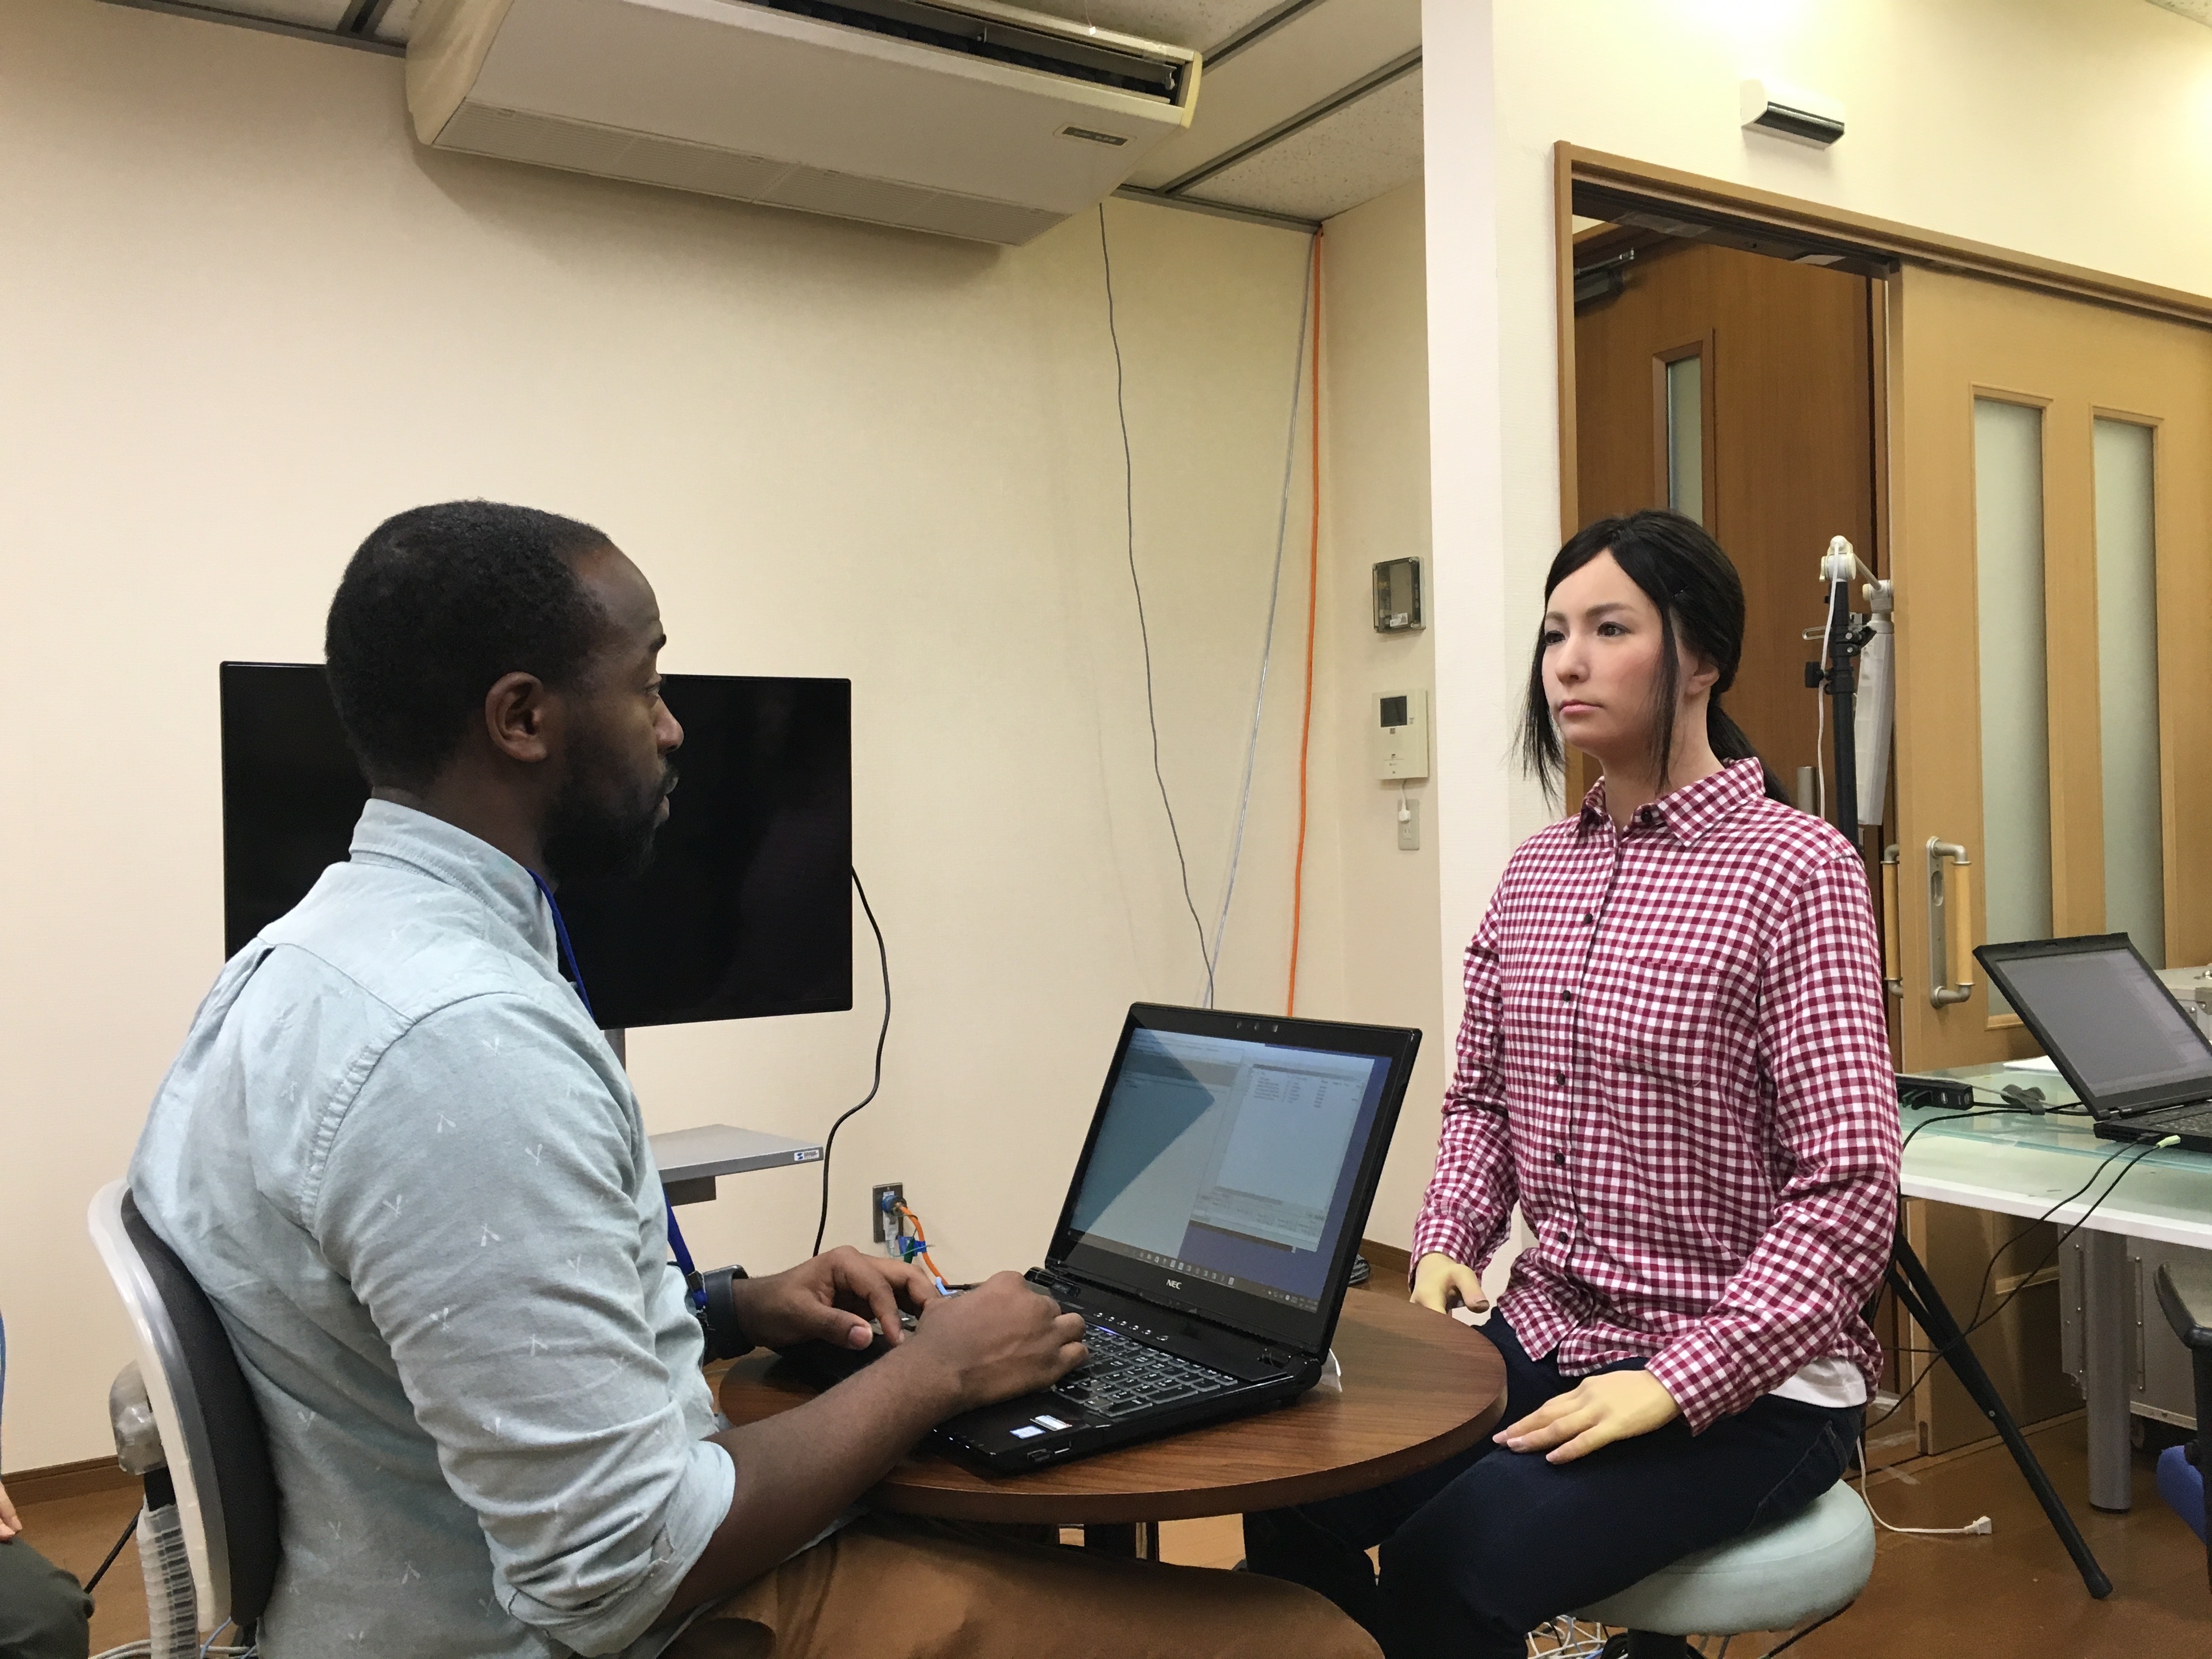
left=219, top=663, right=851, bottom=1029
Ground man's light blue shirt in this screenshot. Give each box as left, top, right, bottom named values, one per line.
left=131, top=801, right=732, bottom=1657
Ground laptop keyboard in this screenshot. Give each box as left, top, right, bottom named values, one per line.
left=1055, top=1322, right=1239, bottom=1418
left=2146, top=1103, right=2212, bottom=1137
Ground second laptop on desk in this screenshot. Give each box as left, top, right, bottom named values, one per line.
left=802, top=1001, right=1420, bottom=1474
left=1978, top=935, right=2212, bottom=1153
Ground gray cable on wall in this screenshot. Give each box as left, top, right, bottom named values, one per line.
left=1206, top=232, right=1318, bottom=1000
left=1096, top=202, right=1319, bottom=1009
left=1098, top=204, right=1214, bottom=1003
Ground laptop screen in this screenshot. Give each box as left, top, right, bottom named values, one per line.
left=1049, top=1007, right=1417, bottom=1353
left=1980, top=938, right=2212, bottom=1113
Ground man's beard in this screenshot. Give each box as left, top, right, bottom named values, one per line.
left=543, top=751, right=678, bottom=885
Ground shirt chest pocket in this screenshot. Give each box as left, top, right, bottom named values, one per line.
left=1586, top=957, right=1746, bottom=1088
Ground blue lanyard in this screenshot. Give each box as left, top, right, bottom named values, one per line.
left=528, top=870, right=703, bottom=1305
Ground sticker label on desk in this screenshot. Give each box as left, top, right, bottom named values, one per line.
left=1033, top=1415, right=1069, bottom=1431
left=1011, top=1425, right=1045, bottom=1440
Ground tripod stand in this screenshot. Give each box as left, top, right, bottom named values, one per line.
left=1811, top=541, right=2111, bottom=1598
left=1884, top=1233, right=2112, bottom=1597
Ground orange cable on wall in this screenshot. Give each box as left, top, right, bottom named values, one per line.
left=1286, top=231, right=1322, bottom=1016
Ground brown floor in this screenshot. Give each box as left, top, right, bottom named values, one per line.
left=19, top=1415, right=2207, bottom=1655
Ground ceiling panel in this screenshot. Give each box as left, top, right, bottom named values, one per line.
left=1183, top=65, right=1420, bottom=224
left=1020, top=1, right=1283, bottom=52
left=370, top=0, right=422, bottom=42
left=189, top=0, right=354, bottom=25
left=1121, top=0, right=1419, bottom=191
left=2145, top=0, right=2212, bottom=27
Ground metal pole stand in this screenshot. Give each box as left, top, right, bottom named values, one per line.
left=1886, top=1232, right=2112, bottom=1598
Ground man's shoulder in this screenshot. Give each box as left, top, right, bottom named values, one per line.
left=259, top=857, right=559, bottom=1026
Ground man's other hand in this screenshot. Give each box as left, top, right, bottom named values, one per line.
left=0, top=1475, right=20, bottom=1541
left=730, top=1247, right=939, bottom=1353
left=897, top=1271, right=1087, bottom=1413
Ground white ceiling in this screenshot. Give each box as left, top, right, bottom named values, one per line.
left=372, top=0, right=421, bottom=40
left=1002, top=0, right=1425, bottom=223
left=1008, top=0, right=1279, bottom=48
left=1185, top=65, right=1422, bottom=223
left=125, top=0, right=1423, bottom=227
left=192, top=0, right=352, bottom=26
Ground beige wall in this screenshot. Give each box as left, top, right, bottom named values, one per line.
left=0, top=0, right=1344, bottom=1468
left=1424, top=0, right=2212, bottom=972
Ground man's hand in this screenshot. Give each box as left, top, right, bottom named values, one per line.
left=667, top=1271, right=1085, bottom=1621
left=1410, top=1250, right=1489, bottom=1317
left=0, top=1476, right=20, bottom=1542
left=724, top=1246, right=939, bottom=1353
left=1494, top=1370, right=1681, bottom=1464
left=894, top=1271, right=1087, bottom=1413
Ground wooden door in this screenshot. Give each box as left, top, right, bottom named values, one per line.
left=1574, top=236, right=1878, bottom=806
left=1889, top=268, right=2212, bottom=1452
left=1889, top=267, right=2212, bottom=1071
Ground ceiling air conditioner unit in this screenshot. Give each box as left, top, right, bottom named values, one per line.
left=407, top=0, right=1200, bottom=245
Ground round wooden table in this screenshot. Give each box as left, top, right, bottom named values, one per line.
left=718, top=1289, right=1506, bottom=1554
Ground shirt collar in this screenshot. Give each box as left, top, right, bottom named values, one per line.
left=344, top=798, right=557, bottom=968
left=1577, top=757, right=1766, bottom=845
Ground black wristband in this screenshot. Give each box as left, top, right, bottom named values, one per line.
left=695, top=1265, right=755, bottom=1362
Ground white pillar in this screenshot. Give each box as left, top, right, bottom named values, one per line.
left=1421, top=0, right=1515, bottom=986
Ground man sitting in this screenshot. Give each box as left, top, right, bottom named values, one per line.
left=130, top=501, right=1373, bottom=1658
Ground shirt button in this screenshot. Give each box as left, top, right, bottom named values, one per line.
left=1561, top=989, right=1574, bottom=1003
left=1554, top=1071, right=1566, bottom=1086
left=1583, top=911, right=1595, bottom=926
left=1554, top=1153, right=1567, bottom=1167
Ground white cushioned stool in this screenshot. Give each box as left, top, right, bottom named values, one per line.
left=1571, top=1481, right=1875, bottom=1641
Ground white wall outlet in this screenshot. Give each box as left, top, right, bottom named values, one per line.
left=1397, top=793, right=1420, bottom=851
left=1373, top=689, right=1430, bottom=781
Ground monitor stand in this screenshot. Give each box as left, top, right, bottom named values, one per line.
left=605, top=1029, right=827, bottom=1205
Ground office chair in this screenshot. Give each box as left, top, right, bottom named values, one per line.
left=87, top=1180, right=280, bottom=1645
left=2153, top=1261, right=2211, bottom=1573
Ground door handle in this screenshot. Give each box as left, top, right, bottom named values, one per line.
left=1927, top=838, right=1974, bottom=1007
left=1881, top=845, right=1903, bottom=998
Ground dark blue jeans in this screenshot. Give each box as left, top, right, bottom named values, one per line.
left=1243, top=1317, right=1859, bottom=1659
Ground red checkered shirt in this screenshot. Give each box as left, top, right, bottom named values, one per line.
left=1412, top=759, right=1900, bottom=1432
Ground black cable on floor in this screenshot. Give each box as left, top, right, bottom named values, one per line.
left=1757, top=1603, right=1847, bottom=1657
left=82, top=1507, right=138, bottom=1596
left=812, top=868, right=890, bottom=1257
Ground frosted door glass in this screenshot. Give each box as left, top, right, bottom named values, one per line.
left=1975, top=399, right=2052, bottom=1010
left=2095, top=418, right=2163, bottom=967
left=1666, top=356, right=1703, bottom=525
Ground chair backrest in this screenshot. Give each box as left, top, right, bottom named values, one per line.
left=87, top=1180, right=280, bottom=1634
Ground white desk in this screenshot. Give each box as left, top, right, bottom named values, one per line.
left=1904, top=1065, right=2212, bottom=1510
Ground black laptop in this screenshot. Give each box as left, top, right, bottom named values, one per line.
left=1976, top=935, right=2212, bottom=1153
left=804, top=1001, right=1420, bottom=1474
